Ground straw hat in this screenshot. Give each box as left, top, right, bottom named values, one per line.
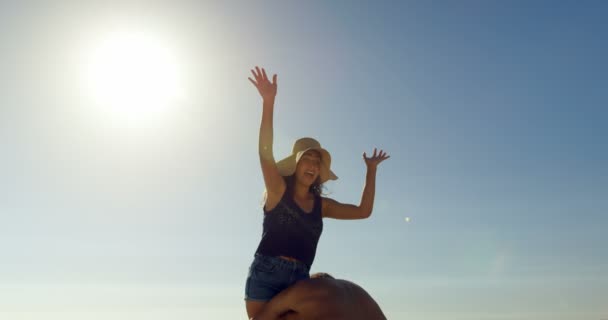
left=276, top=137, right=338, bottom=184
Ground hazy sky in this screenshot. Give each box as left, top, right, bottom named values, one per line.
left=1, top=1, right=607, bottom=319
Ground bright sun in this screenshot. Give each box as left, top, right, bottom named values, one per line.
left=83, top=30, right=183, bottom=124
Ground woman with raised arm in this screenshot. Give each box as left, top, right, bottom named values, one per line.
left=244, top=66, right=390, bottom=319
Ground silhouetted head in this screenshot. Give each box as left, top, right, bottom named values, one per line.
left=310, top=272, right=335, bottom=279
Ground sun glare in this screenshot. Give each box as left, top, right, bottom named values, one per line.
left=83, top=30, right=184, bottom=124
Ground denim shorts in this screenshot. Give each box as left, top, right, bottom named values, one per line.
left=244, top=254, right=310, bottom=302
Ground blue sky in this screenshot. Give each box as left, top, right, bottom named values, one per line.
left=1, top=1, right=607, bottom=319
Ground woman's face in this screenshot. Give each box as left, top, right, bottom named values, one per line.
left=295, top=150, right=321, bottom=186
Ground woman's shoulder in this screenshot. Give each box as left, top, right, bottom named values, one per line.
left=264, top=187, right=289, bottom=213
left=320, top=196, right=337, bottom=211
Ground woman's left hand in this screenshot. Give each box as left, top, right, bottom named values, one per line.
left=363, top=148, right=390, bottom=168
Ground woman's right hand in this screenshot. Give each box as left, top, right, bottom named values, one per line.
left=249, top=66, right=277, bottom=101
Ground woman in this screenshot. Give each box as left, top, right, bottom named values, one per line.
left=245, top=66, right=389, bottom=319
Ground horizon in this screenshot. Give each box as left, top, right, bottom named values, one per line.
left=1, top=1, right=607, bottom=319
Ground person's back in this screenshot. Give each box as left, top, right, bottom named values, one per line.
left=255, top=276, right=387, bottom=320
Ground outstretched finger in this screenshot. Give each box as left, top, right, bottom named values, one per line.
left=373, top=148, right=377, bottom=158
left=255, top=66, right=262, bottom=80
left=251, top=68, right=260, bottom=80
left=273, top=74, right=277, bottom=85
left=248, top=77, right=258, bottom=87
left=262, top=68, right=269, bottom=82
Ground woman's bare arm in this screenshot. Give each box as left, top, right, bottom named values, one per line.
left=249, top=66, right=285, bottom=200
left=323, top=149, right=389, bottom=219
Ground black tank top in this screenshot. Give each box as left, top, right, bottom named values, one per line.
left=255, top=189, right=323, bottom=269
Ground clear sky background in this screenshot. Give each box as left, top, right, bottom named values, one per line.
left=1, top=1, right=607, bottom=319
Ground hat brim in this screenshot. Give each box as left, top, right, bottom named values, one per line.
left=276, top=147, right=338, bottom=183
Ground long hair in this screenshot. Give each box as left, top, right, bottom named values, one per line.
left=261, top=174, right=327, bottom=207
left=283, top=174, right=325, bottom=198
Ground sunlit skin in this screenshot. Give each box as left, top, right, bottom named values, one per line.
left=292, top=151, right=322, bottom=210
left=246, top=66, right=390, bottom=319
